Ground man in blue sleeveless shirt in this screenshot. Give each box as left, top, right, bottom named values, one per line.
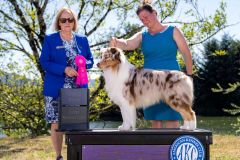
left=109, top=2, right=193, bottom=129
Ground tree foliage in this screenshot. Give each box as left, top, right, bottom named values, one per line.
left=0, top=0, right=228, bottom=78
left=211, top=46, right=240, bottom=132
left=213, top=83, right=240, bottom=134
left=194, top=34, right=240, bottom=116
left=0, top=70, right=47, bottom=137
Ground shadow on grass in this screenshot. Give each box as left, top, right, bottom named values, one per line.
left=0, top=148, right=26, bottom=158
left=0, top=137, right=27, bottom=158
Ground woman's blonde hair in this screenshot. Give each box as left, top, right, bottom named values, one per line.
left=54, top=7, right=78, bottom=31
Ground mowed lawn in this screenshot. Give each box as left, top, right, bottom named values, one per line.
left=197, top=116, right=240, bottom=160
left=0, top=116, right=239, bottom=160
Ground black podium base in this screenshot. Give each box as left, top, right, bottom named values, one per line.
left=65, top=128, right=212, bottom=160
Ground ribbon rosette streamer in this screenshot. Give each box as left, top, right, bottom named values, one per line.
left=75, top=55, right=88, bottom=86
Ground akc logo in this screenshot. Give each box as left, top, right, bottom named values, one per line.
left=170, top=135, right=205, bottom=160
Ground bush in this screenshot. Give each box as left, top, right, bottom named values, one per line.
left=0, top=71, right=48, bottom=137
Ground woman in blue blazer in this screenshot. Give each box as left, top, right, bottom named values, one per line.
left=40, top=7, right=93, bottom=160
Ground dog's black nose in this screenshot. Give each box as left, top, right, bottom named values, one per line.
left=96, top=63, right=100, bottom=68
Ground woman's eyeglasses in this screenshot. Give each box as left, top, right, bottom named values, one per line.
left=59, top=18, right=74, bottom=23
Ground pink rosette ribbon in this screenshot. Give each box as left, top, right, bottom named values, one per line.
left=75, top=55, right=88, bottom=86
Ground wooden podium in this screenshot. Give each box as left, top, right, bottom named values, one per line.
left=58, top=88, right=89, bottom=131
left=65, top=129, right=212, bottom=160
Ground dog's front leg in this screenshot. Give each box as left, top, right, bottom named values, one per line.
left=118, top=102, right=136, bottom=131
left=118, top=104, right=131, bottom=131
left=127, top=106, right=136, bottom=130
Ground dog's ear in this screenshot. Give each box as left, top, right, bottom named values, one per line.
left=110, top=47, right=117, bottom=54
left=111, top=47, right=121, bottom=62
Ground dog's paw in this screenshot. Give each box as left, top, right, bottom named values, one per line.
left=180, top=123, right=196, bottom=130
left=180, top=121, right=196, bottom=130
left=180, top=125, right=189, bottom=130
left=188, top=121, right=196, bottom=130
left=180, top=121, right=189, bottom=130
left=118, top=125, right=131, bottom=131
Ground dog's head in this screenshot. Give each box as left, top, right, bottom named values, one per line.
left=97, top=47, right=122, bottom=70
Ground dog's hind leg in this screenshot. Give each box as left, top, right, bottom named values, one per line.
left=180, top=110, right=196, bottom=130
left=167, top=99, right=196, bottom=130
left=177, top=106, right=196, bottom=130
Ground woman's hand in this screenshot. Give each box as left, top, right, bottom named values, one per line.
left=109, top=37, right=117, bottom=47
left=109, top=32, right=142, bottom=50
left=64, top=66, right=78, bottom=77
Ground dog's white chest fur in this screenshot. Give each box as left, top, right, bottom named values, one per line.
left=103, top=60, right=133, bottom=105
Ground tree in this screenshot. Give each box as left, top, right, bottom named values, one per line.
left=213, top=82, right=240, bottom=133
left=0, top=69, right=47, bottom=137
left=0, top=0, right=229, bottom=78
left=194, top=34, right=240, bottom=116
left=212, top=48, right=240, bottom=132
left=0, top=0, right=229, bottom=135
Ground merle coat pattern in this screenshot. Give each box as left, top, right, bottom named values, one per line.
left=97, top=47, right=196, bottom=130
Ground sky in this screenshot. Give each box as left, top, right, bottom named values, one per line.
left=197, top=0, right=240, bottom=39
left=44, top=0, right=240, bottom=41
left=92, top=0, right=240, bottom=79
left=89, top=0, right=240, bottom=41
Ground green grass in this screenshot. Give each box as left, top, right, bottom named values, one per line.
left=197, top=116, right=239, bottom=135
left=137, top=116, right=239, bottom=135
left=0, top=116, right=239, bottom=160
left=0, top=135, right=67, bottom=160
